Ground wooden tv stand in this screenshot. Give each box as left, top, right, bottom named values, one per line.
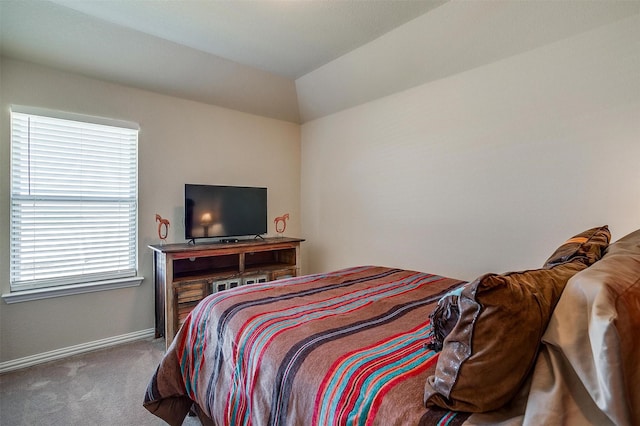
left=149, top=237, right=304, bottom=347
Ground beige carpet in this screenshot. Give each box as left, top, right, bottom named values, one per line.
left=0, top=338, right=200, bottom=425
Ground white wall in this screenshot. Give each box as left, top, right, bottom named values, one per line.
left=301, top=15, right=640, bottom=281
left=0, top=58, right=301, bottom=363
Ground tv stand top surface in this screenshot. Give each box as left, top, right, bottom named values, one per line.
left=149, top=236, right=304, bottom=254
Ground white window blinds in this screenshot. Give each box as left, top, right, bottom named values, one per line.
left=10, top=109, right=139, bottom=292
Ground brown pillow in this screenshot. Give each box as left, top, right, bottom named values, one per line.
left=544, top=225, right=611, bottom=267
left=426, top=225, right=610, bottom=357
left=424, top=226, right=610, bottom=412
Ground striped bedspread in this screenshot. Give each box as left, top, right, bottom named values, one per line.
left=144, top=266, right=469, bottom=426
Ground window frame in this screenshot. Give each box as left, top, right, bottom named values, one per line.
left=4, top=106, right=143, bottom=303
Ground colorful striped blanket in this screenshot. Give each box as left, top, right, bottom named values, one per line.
left=144, top=266, right=470, bottom=426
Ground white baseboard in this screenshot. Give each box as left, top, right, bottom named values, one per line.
left=0, top=328, right=156, bottom=374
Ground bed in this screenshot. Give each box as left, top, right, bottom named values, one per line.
left=144, top=226, right=639, bottom=426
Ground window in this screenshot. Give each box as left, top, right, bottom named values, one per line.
left=9, top=107, right=139, bottom=295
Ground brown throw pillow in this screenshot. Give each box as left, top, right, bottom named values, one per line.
left=426, top=225, right=610, bottom=356
left=424, top=225, right=610, bottom=412
left=544, top=225, right=611, bottom=267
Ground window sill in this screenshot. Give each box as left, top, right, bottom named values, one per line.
left=2, top=276, right=144, bottom=304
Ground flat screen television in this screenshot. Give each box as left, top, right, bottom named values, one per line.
left=185, top=184, right=267, bottom=241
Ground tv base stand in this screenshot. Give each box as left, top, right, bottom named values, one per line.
left=149, top=237, right=304, bottom=347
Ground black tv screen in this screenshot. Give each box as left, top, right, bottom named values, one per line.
left=185, top=184, right=267, bottom=240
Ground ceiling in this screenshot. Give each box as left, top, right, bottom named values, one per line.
left=46, top=0, right=447, bottom=80
left=1, top=1, right=638, bottom=124
left=0, top=0, right=445, bottom=123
